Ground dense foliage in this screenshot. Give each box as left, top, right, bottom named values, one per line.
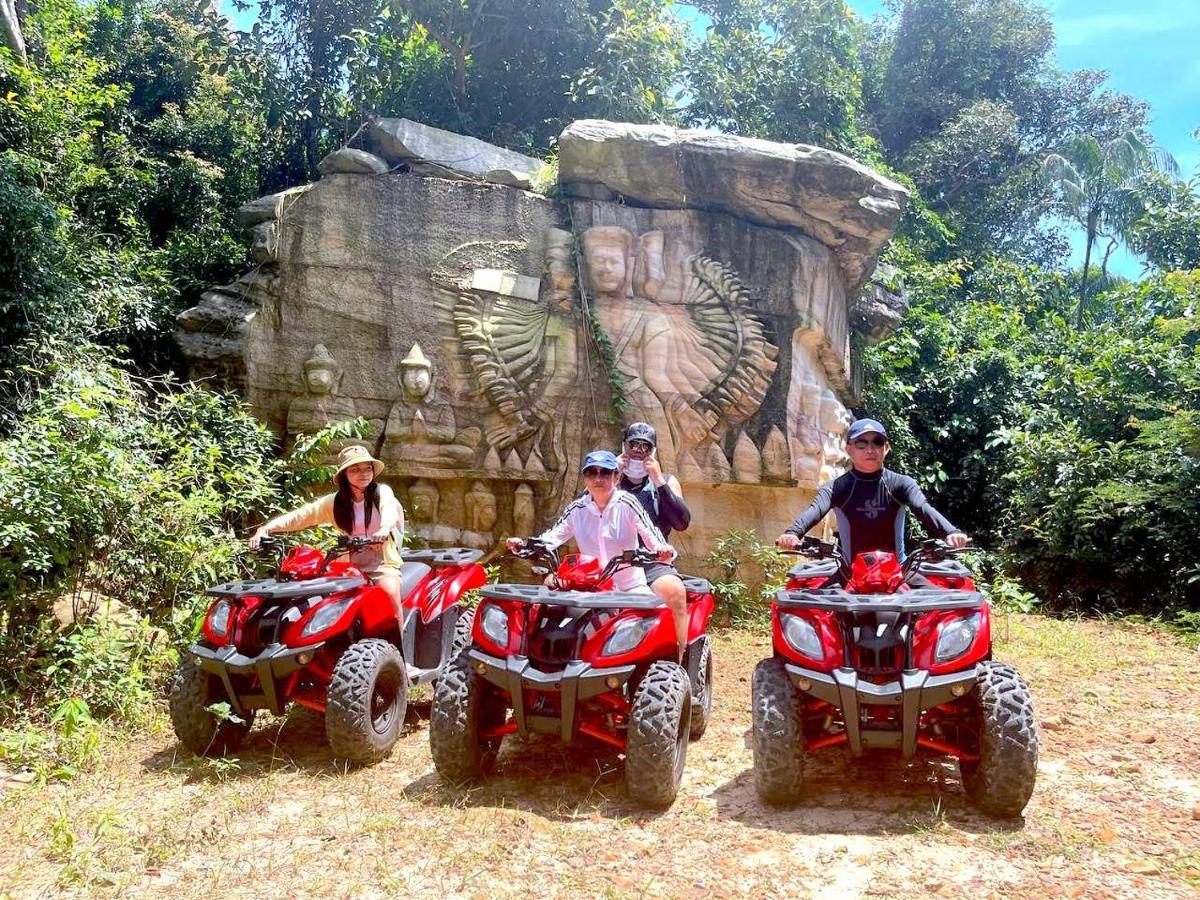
left=0, top=0, right=1197, bottom=736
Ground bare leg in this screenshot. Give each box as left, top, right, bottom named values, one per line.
left=651, top=574, right=688, bottom=661
left=376, top=573, right=404, bottom=623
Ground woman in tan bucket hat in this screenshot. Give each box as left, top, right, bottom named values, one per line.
left=250, top=445, right=406, bottom=615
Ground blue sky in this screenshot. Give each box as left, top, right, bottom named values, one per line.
left=850, top=0, right=1200, bottom=275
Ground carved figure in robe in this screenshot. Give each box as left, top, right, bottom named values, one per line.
left=442, top=224, right=778, bottom=481
left=381, top=343, right=476, bottom=469
left=286, top=344, right=358, bottom=443
left=581, top=225, right=778, bottom=471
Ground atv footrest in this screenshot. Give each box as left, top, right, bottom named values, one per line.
left=784, top=663, right=978, bottom=759
left=189, top=641, right=323, bottom=717
left=467, top=649, right=635, bottom=743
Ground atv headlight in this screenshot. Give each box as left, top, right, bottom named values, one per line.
left=782, top=614, right=823, bottom=660
left=602, top=616, right=654, bottom=657
left=935, top=613, right=980, bottom=662
left=301, top=596, right=350, bottom=638
left=207, top=599, right=231, bottom=638
left=480, top=604, right=509, bottom=649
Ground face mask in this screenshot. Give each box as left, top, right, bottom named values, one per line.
left=624, top=458, right=648, bottom=480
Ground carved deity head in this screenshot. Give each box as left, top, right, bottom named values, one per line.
left=408, top=479, right=439, bottom=523
left=581, top=226, right=634, bottom=297
left=399, top=343, right=433, bottom=401
left=465, top=480, right=498, bottom=532
left=303, top=344, right=341, bottom=396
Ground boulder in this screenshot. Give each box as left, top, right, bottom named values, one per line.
left=366, top=118, right=543, bottom=189
left=236, top=185, right=312, bottom=227
left=317, top=148, right=390, bottom=176
left=557, top=120, right=909, bottom=292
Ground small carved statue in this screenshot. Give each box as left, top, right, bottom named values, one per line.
left=286, top=343, right=358, bottom=443
left=761, top=426, right=793, bottom=482
left=464, top=481, right=498, bottom=533
left=512, top=483, right=536, bottom=537
left=381, top=343, right=476, bottom=468
left=408, top=478, right=460, bottom=545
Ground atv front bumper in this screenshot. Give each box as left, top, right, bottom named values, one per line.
left=785, top=662, right=979, bottom=759
left=467, top=649, right=634, bottom=743
left=189, top=642, right=323, bottom=717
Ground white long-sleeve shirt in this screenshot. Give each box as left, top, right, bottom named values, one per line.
left=537, top=490, right=675, bottom=593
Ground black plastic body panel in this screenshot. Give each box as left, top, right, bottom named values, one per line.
left=481, top=583, right=665, bottom=609
left=403, top=547, right=484, bottom=567
left=206, top=576, right=365, bottom=601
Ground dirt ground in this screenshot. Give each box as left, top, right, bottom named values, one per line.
left=1, top=613, right=1197, bottom=898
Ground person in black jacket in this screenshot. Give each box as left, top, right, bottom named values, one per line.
left=776, top=418, right=968, bottom=569
left=616, top=422, right=691, bottom=660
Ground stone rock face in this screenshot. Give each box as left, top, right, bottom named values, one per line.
left=176, top=118, right=907, bottom=568
left=317, top=148, right=391, bottom=176
left=366, top=118, right=544, bottom=189
left=558, top=120, right=909, bottom=293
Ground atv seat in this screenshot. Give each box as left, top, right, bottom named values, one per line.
left=396, top=561, right=431, bottom=600
left=681, top=575, right=711, bottom=598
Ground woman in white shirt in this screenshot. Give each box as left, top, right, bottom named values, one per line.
left=506, top=450, right=675, bottom=594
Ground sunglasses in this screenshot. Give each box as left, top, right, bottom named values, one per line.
left=625, top=440, right=653, bottom=452
left=583, top=467, right=615, bottom=478
left=851, top=438, right=887, bottom=449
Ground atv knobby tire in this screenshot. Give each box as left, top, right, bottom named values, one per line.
left=449, top=607, right=475, bottom=662
left=326, top=638, right=407, bottom=765
left=625, top=660, right=691, bottom=809
left=430, top=653, right=505, bottom=782
left=689, top=635, right=713, bottom=741
left=751, top=657, right=805, bottom=805
left=960, top=661, right=1039, bottom=817
left=169, top=656, right=254, bottom=757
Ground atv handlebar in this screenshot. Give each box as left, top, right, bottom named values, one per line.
left=503, top=538, right=561, bottom=574
left=598, top=547, right=660, bottom=582
left=900, top=538, right=972, bottom=582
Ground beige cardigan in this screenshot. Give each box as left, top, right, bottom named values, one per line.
left=263, top=483, right=404, bottom=570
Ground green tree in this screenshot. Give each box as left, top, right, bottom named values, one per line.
left=1129, top=172, right=1200, bottom=272
left=1042, top=131, right=1179, bottom=326
left=684, top=0, right=866, bottom=151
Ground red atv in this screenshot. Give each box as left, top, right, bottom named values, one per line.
left=170, top=535, right=487, bottom=763
left=752, top=536, right=1038, bottom=817
left=430, top=540, right=716, bottom=808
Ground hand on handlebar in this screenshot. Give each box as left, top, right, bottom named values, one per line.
left=946, top=532, right=971, bottom=550
left=656, top=546, right=674, bottom=563
left=775, top=533, right=801, bottom=551
left=504, top=536, right=524, bottom=553
left=250, top=526, right=272, bottom=551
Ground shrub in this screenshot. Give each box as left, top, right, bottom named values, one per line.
left=704, top=530, right=792, bottom=626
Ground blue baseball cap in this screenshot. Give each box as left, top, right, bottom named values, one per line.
left=581, top=450, right=619, bottom=472
left=846, top=418, right=889, bottom=442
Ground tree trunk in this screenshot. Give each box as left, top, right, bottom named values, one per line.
left=1075, top=210, right=1097, bottom=329
left=0, top=0, right=26, bottom=62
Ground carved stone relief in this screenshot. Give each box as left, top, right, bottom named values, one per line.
left=285, top=344, right=357, bottom=448
left=175, top=117, right=908, bottom=566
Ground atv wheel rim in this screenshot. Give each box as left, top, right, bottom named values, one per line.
left=370, top=668, right=402, bottom=735
left=674, top=702, right=691, bottom=783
